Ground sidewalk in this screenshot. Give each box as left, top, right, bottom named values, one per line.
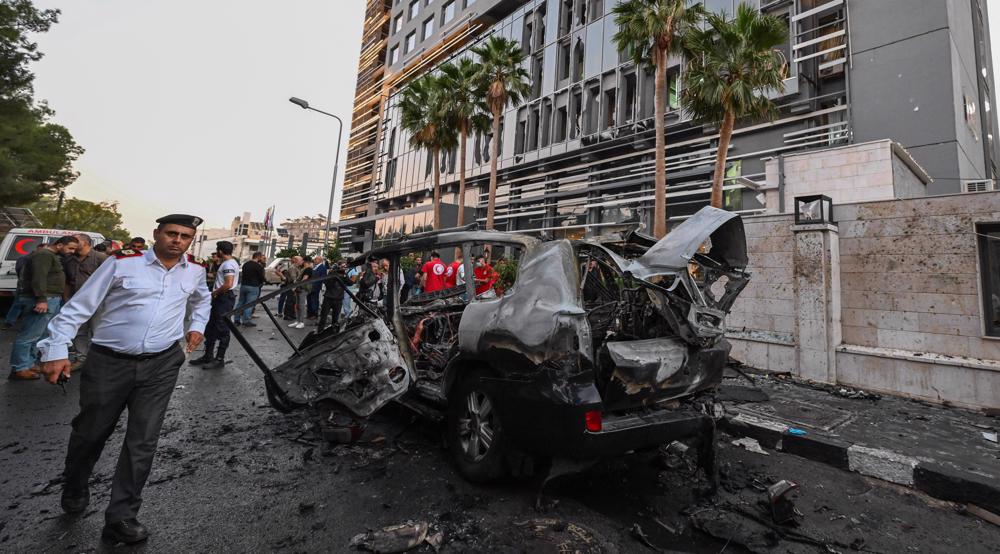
left=717, top=367, right=1000, bottom=516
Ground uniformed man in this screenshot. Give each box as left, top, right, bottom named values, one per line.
left=36, top=214, right=210, bottom=545
left=190, top=240, right=239, bottom=369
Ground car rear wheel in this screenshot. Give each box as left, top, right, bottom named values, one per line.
left=448, top=370, right=507, bottom=482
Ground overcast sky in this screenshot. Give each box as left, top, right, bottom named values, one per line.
left=30, top=0, right=364, bottom=236
left=24, top=1, right=1000, bottom=236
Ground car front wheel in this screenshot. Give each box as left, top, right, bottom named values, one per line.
left=448, top=370, right=507, bottom=482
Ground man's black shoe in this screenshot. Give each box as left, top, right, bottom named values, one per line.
left=188, top=354, right=213, bottom=366
left=242, top=321, right=257, bottom=327
left=202, top=358, right=225, bottom=370
left=102, top=519, right=149, bottom=544
left=60, top=487, right=89, bottom=514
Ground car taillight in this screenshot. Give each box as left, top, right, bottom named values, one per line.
left=584, top=410, right=602, bottom=432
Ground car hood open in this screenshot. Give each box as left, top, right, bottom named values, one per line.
left=624, top=207, right=748, bottom=279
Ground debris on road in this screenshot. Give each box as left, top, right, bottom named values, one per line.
left=350, top=521, right=429, bottom=553
left=766, top=480, right=800, bottom=525
left=982, top=431, right=998, bottom=443
left=833, top=387, right=881, bottom=401
left=731, top=437, right=769, bottom=455
left=629, top=522, right=662, bottom=552
left=965, top=504, right=1000, bottom=528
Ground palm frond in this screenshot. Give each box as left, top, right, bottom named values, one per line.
left=680, top=3, right=788, bottom=126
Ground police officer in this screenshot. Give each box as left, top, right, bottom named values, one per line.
left=190, top=240, right=239, bottom=369
left=37, top=214, right=211, bottom=545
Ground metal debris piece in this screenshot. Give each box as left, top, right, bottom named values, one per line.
left=629, top=523, right=661, bottom=552
left=767, top=480, right=801, bottom=525
left=350, top=521, right=429, bottom=553
left=731, top=437, right=769, bottom=455
left=965, top=504, right=1000, bottom=528
left=982, top=431, right=998, bottom=443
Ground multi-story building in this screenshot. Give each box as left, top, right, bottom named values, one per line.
left=337, top=0, right=1000, bottom=252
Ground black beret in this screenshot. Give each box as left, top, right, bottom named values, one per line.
left=216, top=240, right=234, bottom=255
left=156, top=214, right=203, bottom=231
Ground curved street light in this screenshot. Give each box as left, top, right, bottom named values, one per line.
left=288, top=96, right=344, bottom=253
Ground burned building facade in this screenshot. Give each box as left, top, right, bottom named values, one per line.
left=336, top=0, right=1000, bottom=252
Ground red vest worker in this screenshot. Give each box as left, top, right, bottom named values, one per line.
left=445, top=254, right=463, bottom=288
left=473, top=256, right=498, bottom=296
left=421, top=251, right=448, bottom=293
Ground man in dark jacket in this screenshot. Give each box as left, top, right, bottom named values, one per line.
left=8, top=235, right=79, bottom=380
left=234, top=252, right=266, bottom=327
left=307, top=256, right=327, bottom=320
left=318, top=261, right=349, bottom=331
left=64, top=234, right=109, bottom=367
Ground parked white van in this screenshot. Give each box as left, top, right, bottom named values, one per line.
left=0, top=228, right=105, bottom=297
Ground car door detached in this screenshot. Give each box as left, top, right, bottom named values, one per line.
left=268, top=318, right=411, bottom=417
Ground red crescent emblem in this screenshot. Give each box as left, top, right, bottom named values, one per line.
left=14, top=238, right=36, bottom=255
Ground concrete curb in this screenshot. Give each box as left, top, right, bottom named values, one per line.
left=719, top=414, right=1000, bottom=515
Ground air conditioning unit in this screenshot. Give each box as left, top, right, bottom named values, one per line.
left=964, top=180, right=996, bottom=193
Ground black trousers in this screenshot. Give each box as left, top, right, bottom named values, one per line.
left=63, top=343, right=184, bottom=523
left=204, top=292, right=236, bottom=359
left=318, top=296, right=343, bottom=330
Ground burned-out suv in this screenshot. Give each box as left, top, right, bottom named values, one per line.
left=233, top=206, right=749, bottom=483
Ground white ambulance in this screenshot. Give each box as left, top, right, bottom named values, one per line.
left=0, top=228, right=105, bottom=297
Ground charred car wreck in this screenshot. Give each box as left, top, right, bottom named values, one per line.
left=229, top=206, right=750, bottom=483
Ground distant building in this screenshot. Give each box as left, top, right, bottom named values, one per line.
left=336, top=0, right=1000, bottom=252
left=192, top=211, right=267, bottom=261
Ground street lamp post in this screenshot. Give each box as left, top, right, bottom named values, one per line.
left=289, top=96, right=344, bottom=254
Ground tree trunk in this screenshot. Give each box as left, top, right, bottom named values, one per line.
left=710, top=110, right=736, bottom=209
left=485, top=107, right=501, bottom=231
left=457, top=128, right=467, bottom=226
left=433, top=146, right=442, bottom=230
left=652, top=47, right=669, bottom=239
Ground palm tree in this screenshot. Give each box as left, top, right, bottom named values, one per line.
left=471, top=35, right=530, bottom=231
left=399, top=73, right=457, bottom=230
left=613, top=0, right=704, bottom=238
left=438, top=58, right=490, bottom=227
left=682, top=3, right=787, bottom=208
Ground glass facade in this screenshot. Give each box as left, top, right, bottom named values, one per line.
left=348, top=0, right=853, bottom=247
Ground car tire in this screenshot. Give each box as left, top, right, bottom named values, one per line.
left=447, top=370, right=507, bottom=483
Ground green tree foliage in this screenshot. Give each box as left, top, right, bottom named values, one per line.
left=682, top=3, right=786, bottom=208
left=612, top=0, right=704, bottom=238
left=471, top=36, right=530, bottom=231
left=438, top=59, right=489, bottom=227
left=399, top=73, right=457, bottom=230
left=0, top=1, right=84, bottom=206
left=323, top=239, right=343, bottom=263
left=275, top=247, right=301, bottom=259
left=30, top=196, right=131, bottom=241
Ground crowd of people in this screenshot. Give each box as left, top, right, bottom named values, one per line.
left=4, top=234, right=149, bottom=380
left=0, top=212, right=517, bottom=545
left=401, top=251, right=500, bottom=301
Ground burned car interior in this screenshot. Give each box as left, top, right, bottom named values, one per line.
left=226, top=206, right=750, bottom=484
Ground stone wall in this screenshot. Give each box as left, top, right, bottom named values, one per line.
left=762, top=140, right=929, bottom=210
left=727, top=191, right=1000, bottom=410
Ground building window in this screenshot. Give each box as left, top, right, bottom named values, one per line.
left=405, top=31, right=416, bottom=53
left=390, top=45, right=400, bottom=64
left=393, top=14, right=403, bottom=34
left=977, top=223, right=1000, bottom=337
left=442, top=0, right=456, bottom=24
left=422, top=17, right=434, bottom=39
left=408, top=0, right=419, bottom=20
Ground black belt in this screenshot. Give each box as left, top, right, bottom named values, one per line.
left=91, top=343, right=179, bottom=361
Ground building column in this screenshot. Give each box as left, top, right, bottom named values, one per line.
left=792, top=222, right=842, bottom=384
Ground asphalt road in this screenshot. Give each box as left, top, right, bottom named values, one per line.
left=1, top=299, right=998, bottom=553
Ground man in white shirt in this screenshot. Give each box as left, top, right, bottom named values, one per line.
left=191, top=241, right=239, bottom=370
left=36, top=214, right=211, bottom=545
